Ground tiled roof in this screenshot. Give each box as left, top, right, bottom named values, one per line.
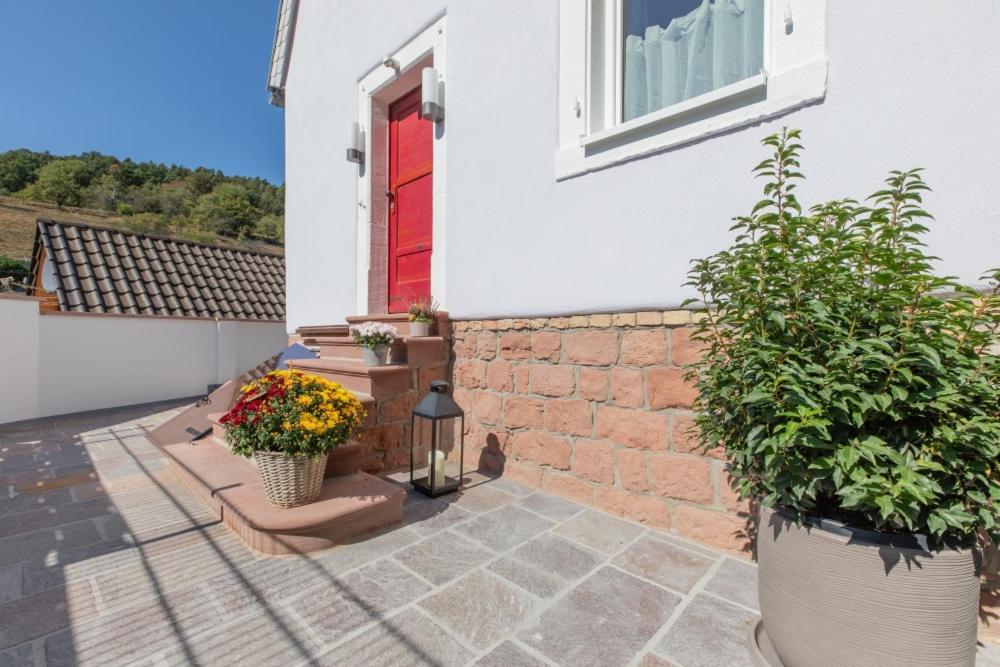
left=29, top=218, right=285, bottom=321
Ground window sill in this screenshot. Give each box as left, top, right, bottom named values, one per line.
left=555, top=58, right=828, bottom=181
left=580, top=73, right=768, bottom=149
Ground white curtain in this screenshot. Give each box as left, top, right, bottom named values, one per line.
left=623, top=0, right=764, bottom=121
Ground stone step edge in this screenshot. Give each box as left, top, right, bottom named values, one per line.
left=287, top=358, right=412, bottom=378
left=163, top=438, right=405, bottom=555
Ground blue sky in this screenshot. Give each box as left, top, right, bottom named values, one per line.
left=0, top=1, right=284, bottom=184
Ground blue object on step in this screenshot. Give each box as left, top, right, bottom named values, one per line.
left=278, top=343, right=319, bottom=369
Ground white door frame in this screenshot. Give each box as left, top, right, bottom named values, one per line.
left=355, top=15, right=447, bottom=315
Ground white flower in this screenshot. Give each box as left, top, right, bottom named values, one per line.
left=349, top=321, right=399, bottom=348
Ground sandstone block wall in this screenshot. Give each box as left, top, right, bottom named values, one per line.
left=450, top=310, right=752, bottom=554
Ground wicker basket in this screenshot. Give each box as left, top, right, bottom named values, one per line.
left=252, top=451, right=328, bottom=508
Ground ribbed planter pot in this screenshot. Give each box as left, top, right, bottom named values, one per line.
left=324, top=442, right=362, bottom=477
left=252, top=451, right=327, bottom=508
left=360, top=345, right=390, bottom=366
left=409, top=321, right=431, bottom=337
left=752, top=506, right=980, bottom=667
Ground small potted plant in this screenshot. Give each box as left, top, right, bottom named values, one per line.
left=686, top=128, right=1000, bottom=666
left=350, top=321, right=398, bottom=366
left=408, top=298, right=438, bottom=337
left=220, top=369, right=366, bottom=508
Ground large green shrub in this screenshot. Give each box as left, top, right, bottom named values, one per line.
left=686, top=128, right=1000, bottom=541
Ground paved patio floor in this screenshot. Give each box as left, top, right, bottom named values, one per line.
left=1, top=402, right=999, bottom=666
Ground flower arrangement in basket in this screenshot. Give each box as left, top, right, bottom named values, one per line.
left=407, top=298, right=439, bottom=336
left=349, top=321, right=399, bottom=366
left=220, top=369, right=366, bottom=507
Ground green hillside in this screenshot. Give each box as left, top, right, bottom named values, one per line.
left=0, top=149, right=284, bottom=264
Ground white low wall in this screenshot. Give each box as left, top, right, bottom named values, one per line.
left=0, top=295, right=288, bottom=425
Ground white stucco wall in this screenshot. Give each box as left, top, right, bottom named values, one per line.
left=283, top=1, right=1000, bottom=328
left=0, top=300, right=287, bottom=425
left=0, top=296, right=41, bottom=424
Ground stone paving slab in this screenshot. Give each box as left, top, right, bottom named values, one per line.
left=488, top=533, right=604, bottom=599
left=6, top=400, right=996, bottom=666
left=612, top=535, right=716, bottom=594
left=312, top=608, right=473, bottom=667
left=703, top=557, right=760, bottom=611
left=393, top=530, right=495, bottom=586
left=519, top=566, right=681, bottom=666
left=474, top=640, right=548, bottom=666
left=403, top=495, right=476, bottom=536
left=552, top=508, right=645, bottom=554
left=455, top=504, right=554, bottom=552
left=655, top=593, right=757, bottom=667
left=517, top=491, right=586, bottom=522
left=420, top=570, right=536, bottom=649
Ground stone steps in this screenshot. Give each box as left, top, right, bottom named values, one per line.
left=308, top=335, right=447, bottom=366
left=297, top=323, right=349, bottom=338
left=290, top=312, right=451, bottom=473
left=345, top=312, right=450, bottom=338
left=286, top=358, right=413, bottom=399
left=163, top=436, right=405, bottom=555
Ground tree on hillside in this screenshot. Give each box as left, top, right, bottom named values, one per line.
left=23, top=159, right=86, bottom=208
left=0, top=149, right=52, bottom=194
left=86, top=172, right=123, bottom=210
left=192, top=183, right=258, bottom=238
left=188, top=167, right=222, bottom=196
left=75, top=151, right=116, bottom=187
left=254, top=214, right=284, bottom=243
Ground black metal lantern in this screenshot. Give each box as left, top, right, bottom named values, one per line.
left=410, top=380, right=465, bottom=497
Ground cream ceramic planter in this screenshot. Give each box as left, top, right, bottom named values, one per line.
left=409, top=320, right=431, bottom=337
left=752, top=506, right=980, bottom=667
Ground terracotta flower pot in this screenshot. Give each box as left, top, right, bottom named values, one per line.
left=361, top=344, right=390, bottom=366
left=253, top=451, right=327, bottom=508
left=752, top=506, right=980, bottom=667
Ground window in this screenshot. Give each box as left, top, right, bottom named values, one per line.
left=621, top=0, right=764, bottom=122
left=557, top=0, right=828, bottom=179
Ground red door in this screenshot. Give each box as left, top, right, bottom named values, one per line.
left=387, top=86, right=433, bottom=313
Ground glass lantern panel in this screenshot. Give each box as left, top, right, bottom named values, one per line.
left=411, top=414, right=462, bottom=496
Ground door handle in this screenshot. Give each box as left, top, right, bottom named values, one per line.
left=385, top=190, right=395, bottom=211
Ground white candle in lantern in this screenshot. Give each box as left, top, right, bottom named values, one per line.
left=427, top=450, right=446, bottom=487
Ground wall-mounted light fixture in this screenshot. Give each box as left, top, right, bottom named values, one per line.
left=420, top=67, right=444, bottom=122
left=347, top=121, right=365, bottom=164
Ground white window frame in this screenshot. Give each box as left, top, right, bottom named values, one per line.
left=557, top=0, right=828, bottom=180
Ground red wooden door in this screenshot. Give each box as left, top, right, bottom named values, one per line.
left=387, top=86, right=433, bottom=313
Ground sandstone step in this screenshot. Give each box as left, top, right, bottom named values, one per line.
left=163, top=437, right=404, bottom=555
left=297, top=324, right=349, bottom=338
left=396, top=337, right=449, bottom=365
left=208, top=411, right=227, bottom=442
left=310, top=335, right=366, bottom=360
left=346, top=312, right=450, bottom=338
left=286, top=358, right=412, bottom=399
left=310, top=335, right=447, bottom=366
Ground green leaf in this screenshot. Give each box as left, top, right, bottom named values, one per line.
left=875, top=495, right=895, bottom=519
